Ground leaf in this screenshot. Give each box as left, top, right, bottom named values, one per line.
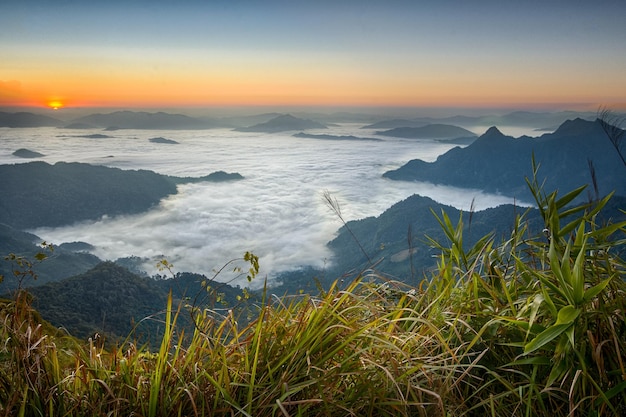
left=583, top=278, right=613, bottom=302
left=546, top=357, right=569, bottom=387
left=524, top=323, right=571, bottom=355
left=565, top=325, right=576, bottom=349
left=507, top=356, right=552, bottom=367
left=525, top=293, right=544, bottom=340
left=555, top=305, right=581, bottom=325
left=34, top=252, right=47, bottom=261
left=571, top=230, right=587, bottom=304
left=555, top=185, right=587, bottom=210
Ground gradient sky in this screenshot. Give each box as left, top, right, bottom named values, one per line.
left=1, top=0, right=626, bottom=111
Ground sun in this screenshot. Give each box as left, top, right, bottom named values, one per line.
left=48, top=100, right=64, bottom=110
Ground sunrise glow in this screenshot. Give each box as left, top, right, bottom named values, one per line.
left=1, top=2, right=625, bottom=111
left=48, top=101, right=64, bottom=110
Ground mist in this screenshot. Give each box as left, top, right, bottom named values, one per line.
left=1, top=123, right=531, bottom=286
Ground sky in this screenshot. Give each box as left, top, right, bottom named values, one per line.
left=1, top=0, right=626, bottom=112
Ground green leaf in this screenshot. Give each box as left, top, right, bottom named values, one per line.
left=565, top=325, right=576, bottom=349
left=555, top=305, right=580, bottom=325
left=524, top=323, right=571, bottom=355
left=583, top=278, right=613, bottom=302
left=571, top=232, right=587, bottom=304
left=555, top=185, right=587, bottom=210
left=546, top=357, right=569, bottom=386
left=507, top=356, right=552, bottom=367
left=598, top=380, right=626, bottom=402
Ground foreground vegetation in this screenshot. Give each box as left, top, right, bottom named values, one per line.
left=1, top=175, right=625, bottom=416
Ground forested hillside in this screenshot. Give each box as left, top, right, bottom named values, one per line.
left=384, top=118, right=626, bottom=200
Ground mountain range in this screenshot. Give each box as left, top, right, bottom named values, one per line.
left=0, top=109, right=606, bottom=131
left=68, top=111, right=213, bottom=130
left=361, top=111, right=597, bottom=130
left=2, top=114, right=626, bottom=341
left=0, top=111, right=63, bottom=127
left=383, top=118, right=626, bottom=201
left=234, top=114, right=327, bottom=133
left=375, top=124, right=476, bottom=140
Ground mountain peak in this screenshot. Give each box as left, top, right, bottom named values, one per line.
left=551, top=117, right=597, bottom=137
left=484, top=126, right=503, bottom=137
left=235, top=113, right=326, bottom=133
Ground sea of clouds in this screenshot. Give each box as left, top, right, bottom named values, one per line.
left=0, top=123, right=533, bottom=286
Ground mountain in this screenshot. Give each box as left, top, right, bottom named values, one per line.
left=0, top=162, right=178, bottom=229
left=0, top=162, right=244, bottom=230
left=376, top=124, right=477, bottom=140
left=293, top=132, right=382, bottom=142
left=0, top=224, right=101, bottom=293
left=149, top=137, right=179, bottom=144
left=361, top=111, right=598, bottom=132
left=12, top=148, right=45, bottom=158
left=27, top=262, right=254, bottom=344
left=273, top=189, right=626, bottom=294
left=324, top=195, right=543, bottom=283
left=234, top=114, right=327, bottom=133
left=28, top=262, right=169, bottom=342
left=167, top=170, right=244, bottom=184
left=361, top=119, right=427, bottom=129
left=0, top=111, right=63, bottom=128
left=68, top=111, right=212, bottom=130
left=383, top=119, right=626, bottom=200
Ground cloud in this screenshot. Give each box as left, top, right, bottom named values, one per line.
left=20, top=126, right=527, bottom=287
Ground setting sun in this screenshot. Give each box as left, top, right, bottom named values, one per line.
left=48, top=100, right=63, bottom=110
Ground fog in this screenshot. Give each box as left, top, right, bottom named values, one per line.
left=1, top=123, right=532, bottom=286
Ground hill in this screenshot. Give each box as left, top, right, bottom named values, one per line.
left=0, top=162, right=244, bottom=229
left=28, top=262, right=167, bottom=342
left=293, top=132, right=382, bottom=142
left=325, top=195, right=543, bottom=282
left=361, top=119, right=427, bottom=129
left=0, top=224, right=101, bottom=293
left=68, top=111, right=212, bottom=130
left=0, top=162, right=178, bottom=229
left=0, top=111, right=63, bottom=127
left=234, top=114, right=327, bottom=133
left=361, top=111, right=596, bottom=131
left=12, top=148, right=45, bottom=158
left=26, top=262, right=254, bottom=344
left=376, top=124, right=476, bottom=140
left=383, top=119, right=626, bottom=200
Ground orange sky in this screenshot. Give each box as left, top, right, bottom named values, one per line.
left=2, top=1, right=626, bottom=112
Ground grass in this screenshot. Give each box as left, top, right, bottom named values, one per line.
left=1, top=178, right=625, bottom=416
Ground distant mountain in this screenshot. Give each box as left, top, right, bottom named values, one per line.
left=167, top=170, right=244, bottom=184
left=149, top=137, right=179, bottom=144
left=234, top=114, right=327, bottom=133
left=293, top=132, right=382, bottom=142
left=0, top=111, right=63, bottom=127
left=362, top=119, right=427, bottom=129
left=12, top=148, right=45, bottom=158
left=362, top=111, right=598, bottom=132
left=383, top=118, right=626, bottom=200
left=63, top=122, right=96, bottom=129
left=376, top=124, right=477, bottom=140
left=0, top=161, right=244, bottom=229
left=69, top=111, right=212, bottom=130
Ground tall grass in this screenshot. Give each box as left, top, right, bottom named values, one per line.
left=1, top=178, right=625, bottom=416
